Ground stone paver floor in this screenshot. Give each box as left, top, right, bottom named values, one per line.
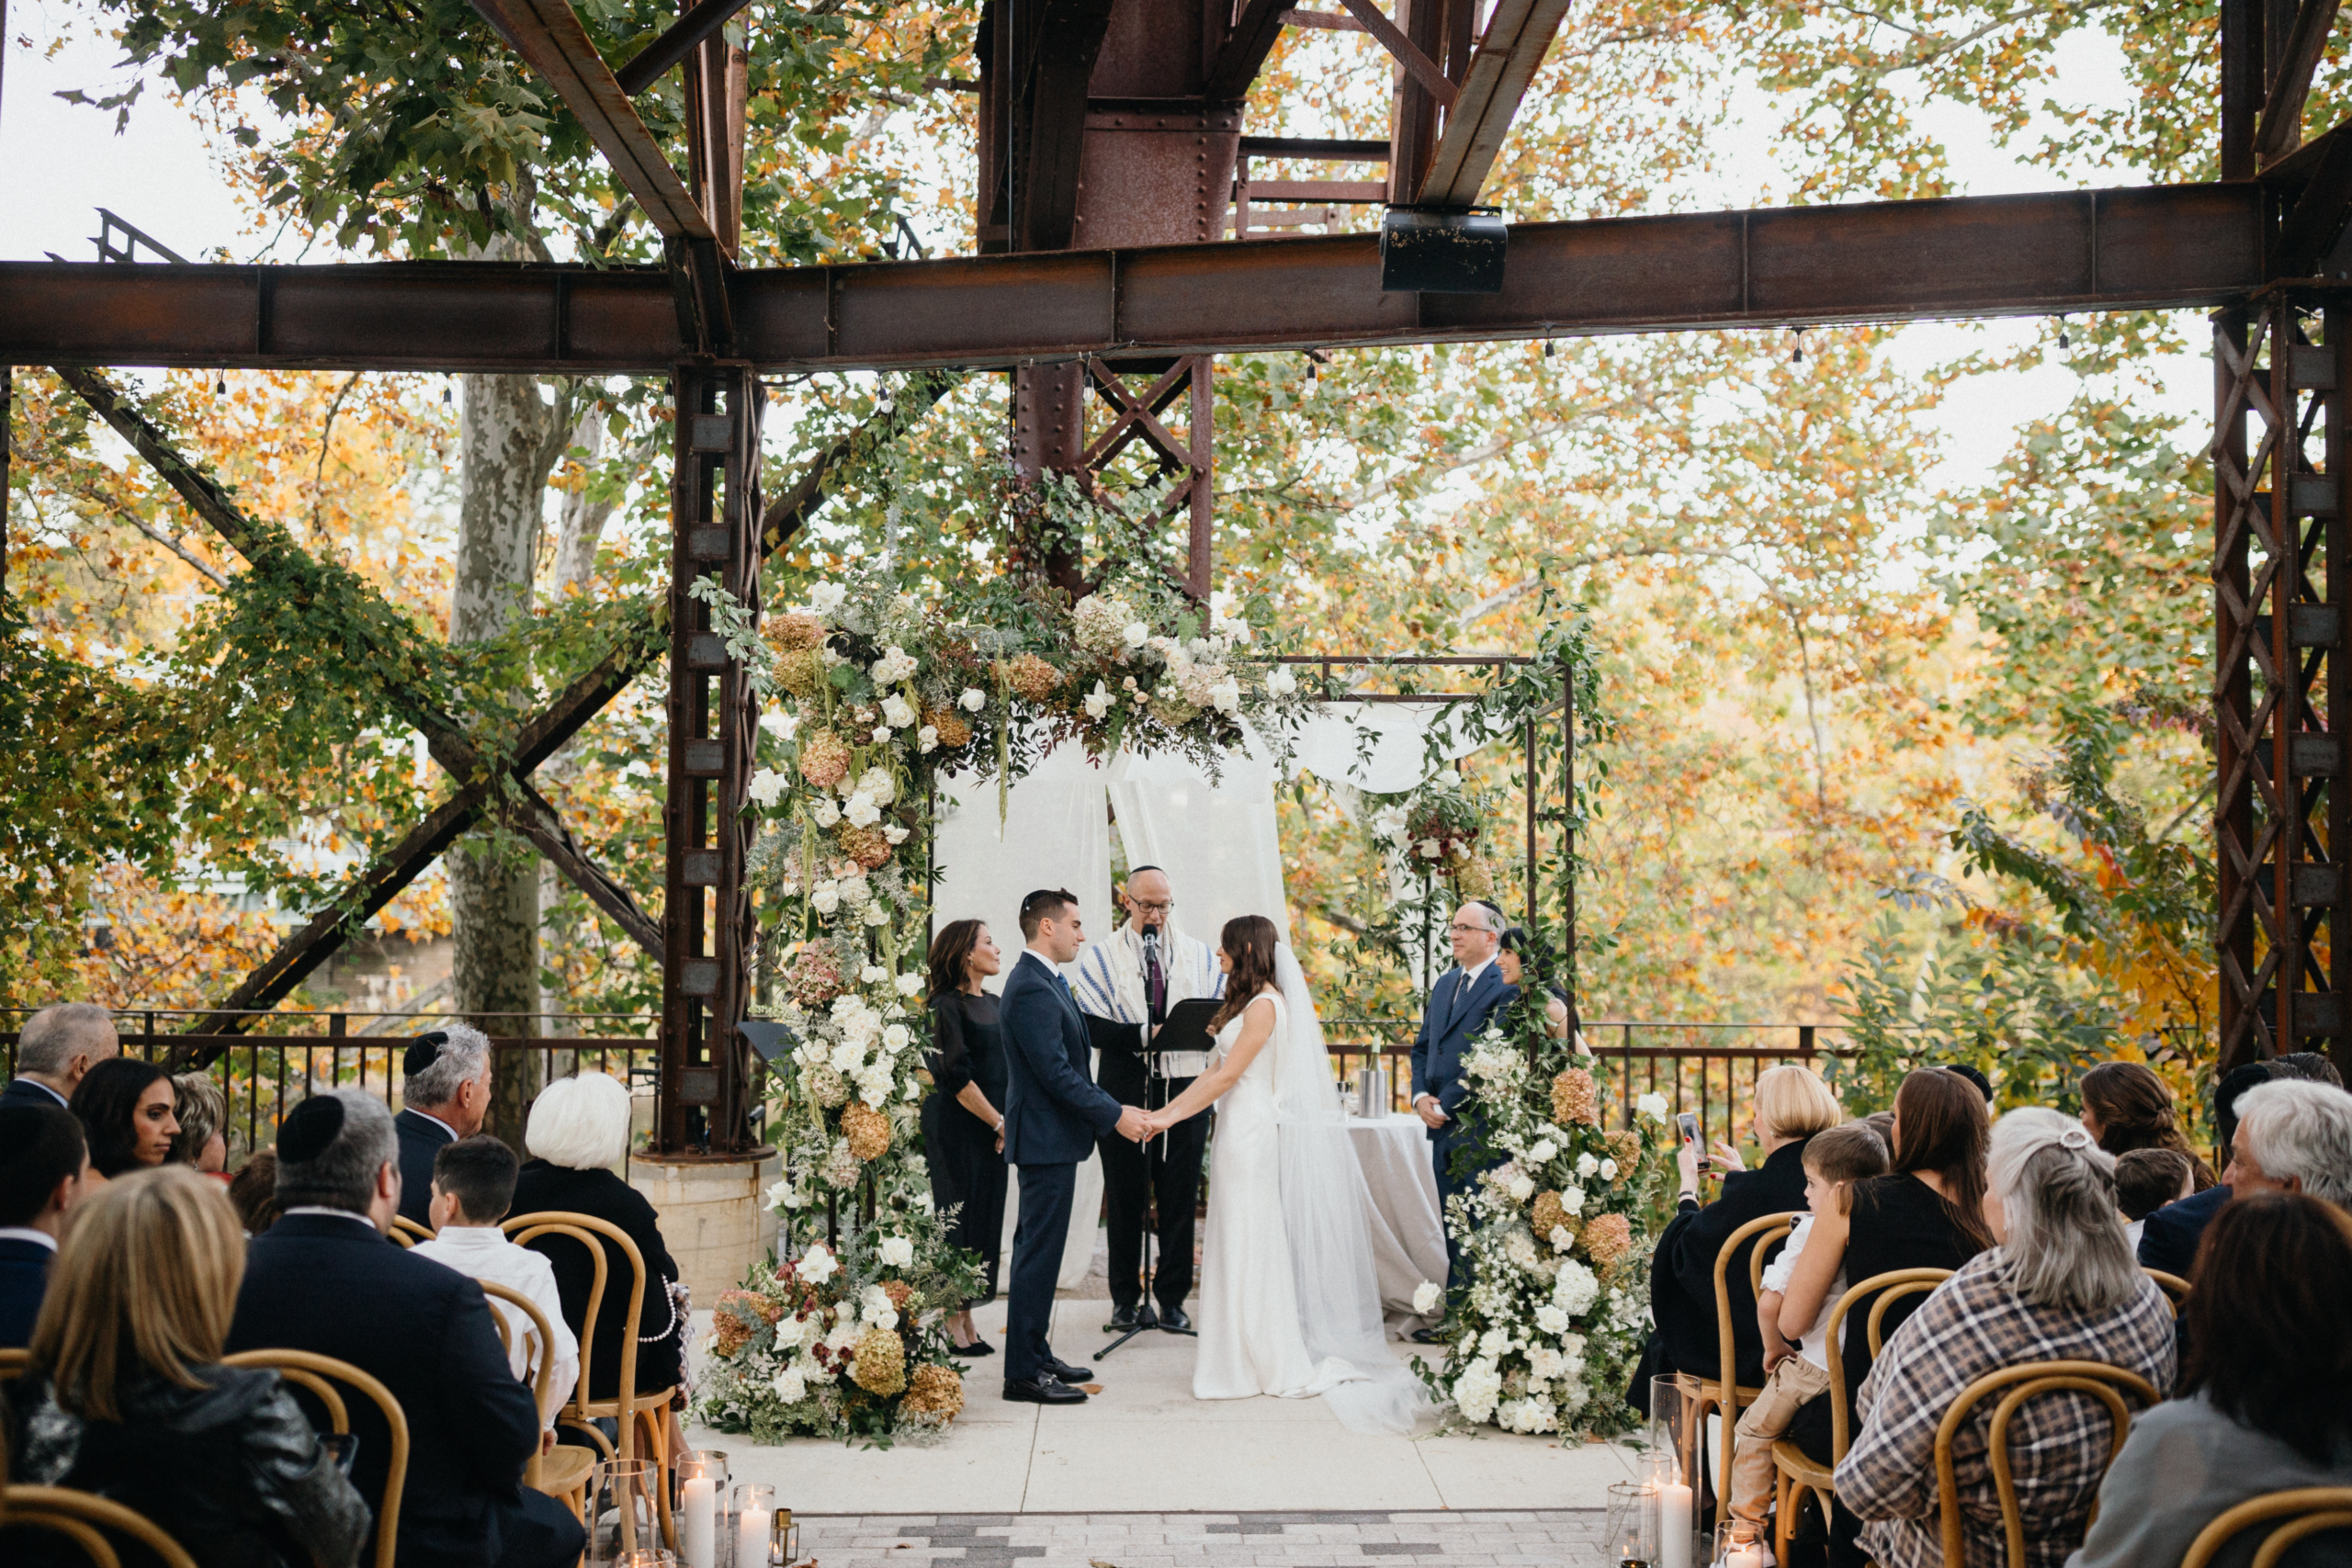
left=793, top=1511, right=1617, bottom=1568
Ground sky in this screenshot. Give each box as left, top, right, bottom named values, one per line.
left=0, top=6, right=2211, bottom=492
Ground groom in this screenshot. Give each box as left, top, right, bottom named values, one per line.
left=999, top=887, right=1151, bottom=1404
left=1408, top=898, right=1510, bottom=1326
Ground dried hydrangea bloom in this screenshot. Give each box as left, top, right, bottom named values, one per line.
left=799, top=729, right=853, bottom=789
left=1580, top=1211, right=1634, bottom=1273
left=842, top=1100, right=892, bottom=1161
left=851, top=1324, right=907, bottom=1395
left=1551, top=1068, right=1600, bottom=1127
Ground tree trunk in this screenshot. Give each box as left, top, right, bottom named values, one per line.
left=450, top=366, right=568, bottom=1147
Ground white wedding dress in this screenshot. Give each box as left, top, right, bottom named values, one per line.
left=1191, top=949, right=1430, bottom=1434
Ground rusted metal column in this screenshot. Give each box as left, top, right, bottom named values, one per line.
left=2222, top=0, right=2266, bottom=180
left=1, top=365, right=11, bottom=604
left=2216, top=305, right=2265, bottom=1070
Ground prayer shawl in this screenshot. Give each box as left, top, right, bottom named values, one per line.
left=1071, top=922, right=1225, bottom=1076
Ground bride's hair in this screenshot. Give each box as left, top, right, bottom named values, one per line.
left=1209, top=916, right=1281, bottom=1032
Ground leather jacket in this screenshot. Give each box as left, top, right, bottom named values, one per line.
left=11, top=1364, right=373, bottom=1568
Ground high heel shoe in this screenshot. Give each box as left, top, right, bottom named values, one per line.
left=950, top=1338, right=995, bottom=1357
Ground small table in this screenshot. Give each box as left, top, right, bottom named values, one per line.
left=1346, top=1111, right=1451, bottom=1335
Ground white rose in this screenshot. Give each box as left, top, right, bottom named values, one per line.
left=1207, top=677, right=1241, bottom=713
left=771, top=1365, right=808, bottom=1403
left=1416, top=837, right=1442, bottom=859
left=772, top=1314, right=808, bottom=1349
left=861, top=964, right=888, bottom=984
left=1548, top=1225, right=1574, bottom=1250
left=813, top=798, right=842, bottom=829
left=1507, top=1173, right=1536, bottom=1202
left=1576, top=1152, right=1600, bottom=1179
left=1411, top=1280, right=1445, bottom=1316
left=959, top=688, right=986, bottom=712
left=747, top=768, right=790, bottom=807
left=871, top=726, right=891, bottom=743
left=884, top=825, right=910, bottom=844
left=811, top=881, right=841, bottom=915
left=1122, top=620, right=1149, bottom=649
left=862, top=901, right=890, bottom=927
left=881, top=694, right=916, bottom=728
left=878, top=1235, right=914, bottom=1268
left=1084, top=681, right=1114, bottom=720
left=797, top=1244, right=840, bottom=1284
left=830, top=1040, right=865, bottom=1072
left=807, top=582, right=847, bottom=616
left=843, top=795, right=882, bottom=828
left=1265, top=664, right=1297, bottom=697
left=1528, top=1138, right=1557, bottom=1164
left=918, top=725, right=940, bottom=753
left=1636, top=1091, right=1669, bottom=1122
left=1599, top=1157, right=1619, bottom=1181
left=894, top=972, right=924, bottom=998
left=1534, top=1304, right=1568, bottom=1335
left=882, top=1022, right=911, bottom=1051
left=763, top=1179, right=797, bottom=1212
left=1478, top=1326, right=1510, bottom=1359
left=1560, top=1185, right=1586, bottom=1214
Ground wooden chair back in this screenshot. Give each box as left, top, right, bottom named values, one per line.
left=2181, top=1487, right=2352, bottom=1568
left=501, top=1212, right=642, bottom=1455
left=1930, top=1359, right=2158, bottom=1568
left=3, top=1485, right=200, bottom=1568
left=0, top=1348, right=29, bottom=1382
left=2142, top=1268, right=2191, bottom=1314
left=1826, top=1268, right=1953, bottom=1461
left=476, top=1279, right=560, bottom=1488
left=389, top=1216, right=434, bottom=1249
left=1707, top=1210, right=1800, bottom=1523
left=225, top=1348, right=409, bottom=1568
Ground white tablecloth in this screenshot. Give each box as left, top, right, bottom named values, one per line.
left=1347, top=1112, right=1451, bottom=1335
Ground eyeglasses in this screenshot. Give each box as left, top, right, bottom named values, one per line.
left=1447, top=921, right=1493, bottom=935
left=1128, top=898, right=1175, bottom=913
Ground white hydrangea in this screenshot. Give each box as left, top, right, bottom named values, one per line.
left=1505, top=1228, right=1542, bottom=1272
left=878, top=1235, right=914, bottom=1268
left=1507, top=1172, right=1537, bottom=1202
left=857, top=767, right=896, bottom=807
left=1554, top=1258, right=1600, bottom=1316
left=771, top=1363, right=808, bottom=1403
left=894, top=972, right=924, bottom=998
left=836, top=874, right=872, bottom=908
left=1529, top=1345, right=1566, bottom=1382
left=1453, top=1358, right=1503, bottom=1425
left=862, top=901, right=890, bottom=927
left=825, top=1316, right=862, bottom=1352
left=748, top=768, right=790, bottom=807
left=812, top=798, right=842, bottom=829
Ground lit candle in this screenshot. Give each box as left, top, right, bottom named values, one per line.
left=682, top=1476, right=717, bottom=1568
left=1724, top=1549, right=1765, bottom=1568
left=735, top=1506, right=771, bottom=1568
left=1657, top=1483, right=1691, bottom=1568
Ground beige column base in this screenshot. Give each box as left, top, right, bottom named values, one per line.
left=628, top=1150, right=781, bottom=1305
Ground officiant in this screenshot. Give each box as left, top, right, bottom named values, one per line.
left=1071, top=865, right=1227, bottom=1333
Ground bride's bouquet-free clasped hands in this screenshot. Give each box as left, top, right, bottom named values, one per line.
left=1416, top=1027, right=1672, bottom=1438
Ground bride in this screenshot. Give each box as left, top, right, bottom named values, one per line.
left=1139, top=915, right=1429, bottom=1433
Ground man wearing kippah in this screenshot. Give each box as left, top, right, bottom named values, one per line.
left=396, top=1024, right=492, bottom=1226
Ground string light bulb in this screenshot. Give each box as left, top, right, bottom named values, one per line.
left=2057, top=317, right=2071, bottom=350
left=1543, top=339, right=1555, bottom=359
left=214, top=371, right=227, bottom=395
left=442, top=380, right=454, bottom=406
left=1791, top=330, right=1804, bottom=365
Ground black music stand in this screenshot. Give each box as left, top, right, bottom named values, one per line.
left=1093, top=996, right=1220, bottom=1360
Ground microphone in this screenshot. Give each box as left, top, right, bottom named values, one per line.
left=1140, top=927, right=1163, bottom=1032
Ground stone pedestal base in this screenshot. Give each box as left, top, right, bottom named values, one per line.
left=628, top=1151, right=780, bottom=1305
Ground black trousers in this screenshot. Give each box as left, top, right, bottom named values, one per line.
left=1004, top=1159, right=1078, bottom=1383
left=1097, top=1053, right=1208, bottom=1314
left=492, top=1487, right=588, bottom=1568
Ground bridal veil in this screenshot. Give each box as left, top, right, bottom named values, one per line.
left=1271, top=942, right=1434, bottom=1434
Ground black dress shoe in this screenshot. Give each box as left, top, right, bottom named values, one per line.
left=1103, top=1303, right=1147, bottom=1332
left=1003, top=1375, right=1088, bottom=1404
left=950, top=1339, right=995, bottom=1358
left=1156, top=1306, right=1193, bottom=1333
left=1410, top=1325, right=1450, bottom=1345
left=1045, top=1357, right=1098, bottom=1386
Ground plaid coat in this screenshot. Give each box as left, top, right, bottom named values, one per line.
left=1833, top=1250, right=2177, bottom=1568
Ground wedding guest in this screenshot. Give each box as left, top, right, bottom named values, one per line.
left=0, top=1104, right=89, bottom=1348
left=2080, top=1061, right=2215, bottom=1186
left=923, top=919, right=1012, bottom=1355
left=2144, top=1066, right=2352, bottom=1277
left=1943, top=1063, right=1995, bottom=1102
left=509, top=1073, right=687, bottom=1414
left=227, top=1149, right=283, bottom=1236
left=1836, top=1109, right=2173, bottom=1568
left=413, top=1135, right=579, bottom=1431
left=3, top=1002, right=119, bottom=1111
left=230, top=1090, right=576, bottom=1568
left=2114, top=1147, right=2194, bottom=1255
left=13, top=1165, right=372, bottom=1568
left=70, top=1056, right=180, bottom=1184
left=171, top=1070, right=232, bottom=1174
left=2068, top=1192, right=2352, bottom=1568
left=1495, top=927, right=1570, bottom=1038
left=2222, top=1078, right=2352, bottom=1205
left=1627, top=1064, right=1840, bottom=1415
left=1408, top=898, right=1515, bottom=1323
left=2138, top=1059, right=2276, bottom=1276
left=396, top=1024, right=492, bottom=1227
left=1783, top=1067, right=1993, bottom=1497
left=1071, top=866, right=1225, bottom=1335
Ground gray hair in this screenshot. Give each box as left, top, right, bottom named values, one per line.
left=17, top=1003, right=120, bottom=1077
left=276, top=1090, right=399, bottom=1213
left=2235, top=1080, right=2352, bottom=1208
left=170, top=1072, right=227, bottom=1163
left=1988, top=1107, right=2143, bottom=1314
left=403, top=1022, right=491, bottom=1111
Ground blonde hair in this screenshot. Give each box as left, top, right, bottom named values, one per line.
left=32, top=1165, right=244, bottom=1422
left=524, top=1072, right=634, bottom=1170
left=1754, top=1065, right=1840, bottom=1143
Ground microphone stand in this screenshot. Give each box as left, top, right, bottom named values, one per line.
left=1095, top=1011, right=1196, bottom=1360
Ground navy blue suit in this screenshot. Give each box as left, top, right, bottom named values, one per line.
left=2139, top=1182, right=2231, bottom=1279
left=394, top=1107, right=457, bottom=1225
left=1410, top=962, right=1510, bottom=1286
left=999, top=949, right=1125, bottom=1382
left=1, top=1077, right=71, bottom=1113
left=0, top=1234, right=55, bottom=1348
left=229, top=1213, right=581, bottom=1568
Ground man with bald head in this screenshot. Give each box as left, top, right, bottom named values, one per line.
left=1073, top=865, right=1226, bottom=1334
left=1409, top=899, right=1512, bottom=1330
left=5, top=1003, right=120, bottom=1112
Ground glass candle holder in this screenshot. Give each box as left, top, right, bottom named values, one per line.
left=730, top=1484, right=775, bottom=1568
left=590, top=1460, right=662, bottom=1568
left=1713, top=1519, right=1768, bottom=1568
left=1605, top=1479, right=1652, bottom=1566
left=1645, top=1374, right=1704, bottom=1568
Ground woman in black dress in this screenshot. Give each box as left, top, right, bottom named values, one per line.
left=922, top=918, right=1009, bottom=1356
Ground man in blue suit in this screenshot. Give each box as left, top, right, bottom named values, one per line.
left=0, top=1104, right=89, bottom=1348
left=999, top=887, right=1150, bottom=1405
left=1410, top=899, right=1512, bottom=1323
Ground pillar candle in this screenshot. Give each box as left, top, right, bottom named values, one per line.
left=682, top=1476, right=717, bottom=1568
left=1657, top=1483, right=1691, bottom=1568
left=735, top=1506, right=771, bottom=1568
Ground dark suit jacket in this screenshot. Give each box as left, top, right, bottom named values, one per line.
left=0, top=1234, right=55, bottom=1348
left=1409, top=963, right=1510, bottom=1134
left=1, top=1077, right=72, bottom=1113
left=227, top=1213, right=540, bottom=1568
left=2139, top=1182, right=2231, bottom=1278
left=394, top=1108, right=457, bottom=1225
left=1000, top=951, right=1123, bottom=1167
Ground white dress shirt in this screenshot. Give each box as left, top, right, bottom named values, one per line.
left=412, top=1224, right=580, bottom=1427
left=0, top=1226, right=58, bottom=1252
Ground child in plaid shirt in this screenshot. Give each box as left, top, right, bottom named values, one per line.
left=1729, top=1121, right=1890, bottom=1528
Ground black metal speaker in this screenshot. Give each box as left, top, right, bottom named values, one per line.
left=1380, top=209, right=1507, bottom=294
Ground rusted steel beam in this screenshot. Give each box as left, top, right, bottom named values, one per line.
left=1004, top=0, right=1121, bottom=252
left=1418, top=0, right=1572, bottom=209
left=614, top=0, right=757, bottom=95
left=2256, top=0, right=2342, bottom=166
left=1206, top=0, right=1295, bottom=101
left=1, top=184, right=2268, bottom=371
left=1341, top=0, right=1457, bottom=108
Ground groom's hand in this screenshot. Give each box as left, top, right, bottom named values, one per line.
left=1116, top=1105, right=1152, bottom=1143
left=1414, top=1094, right=1449, bottom=1130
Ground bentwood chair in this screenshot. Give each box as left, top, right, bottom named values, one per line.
left=1768, top=1266, right=1954, bottom=1564
left=2182, top=1487, right=2352, bottom=1568
left=503, top=1210, right=678, bottom=1549
left=225, top=1348, right=409, bottom=1568
left=1931, top=1359, right=2159, bottom=1568
left=2143, top=1267, right=2192, bottom=1314
left=2, top=1485, right=201, bottom=1568
left=0, top=1348, right=29, bottom=1382
left=477, top=1279, right=596, bottom=1521
left=390, top=1216, right=435, bottom=1248
left=1704, top=1211, right=1802, bottom=1524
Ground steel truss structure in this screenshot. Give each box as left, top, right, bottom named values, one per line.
left=7, top=0, right=2352, bottom=1142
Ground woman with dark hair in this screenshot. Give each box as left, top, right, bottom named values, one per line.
left=1784, top=1067, right=1993, bottom=1563
left=2071, top=1191, right=2352, bottom=1568
left=68, top=1056, right=180, bottom=1184
left=921, top=918, right=1009, bottom=1355
left=2080, top=1060, right=2216, bottom=1188
left=1494, top=927, right=1569, bottom=1038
